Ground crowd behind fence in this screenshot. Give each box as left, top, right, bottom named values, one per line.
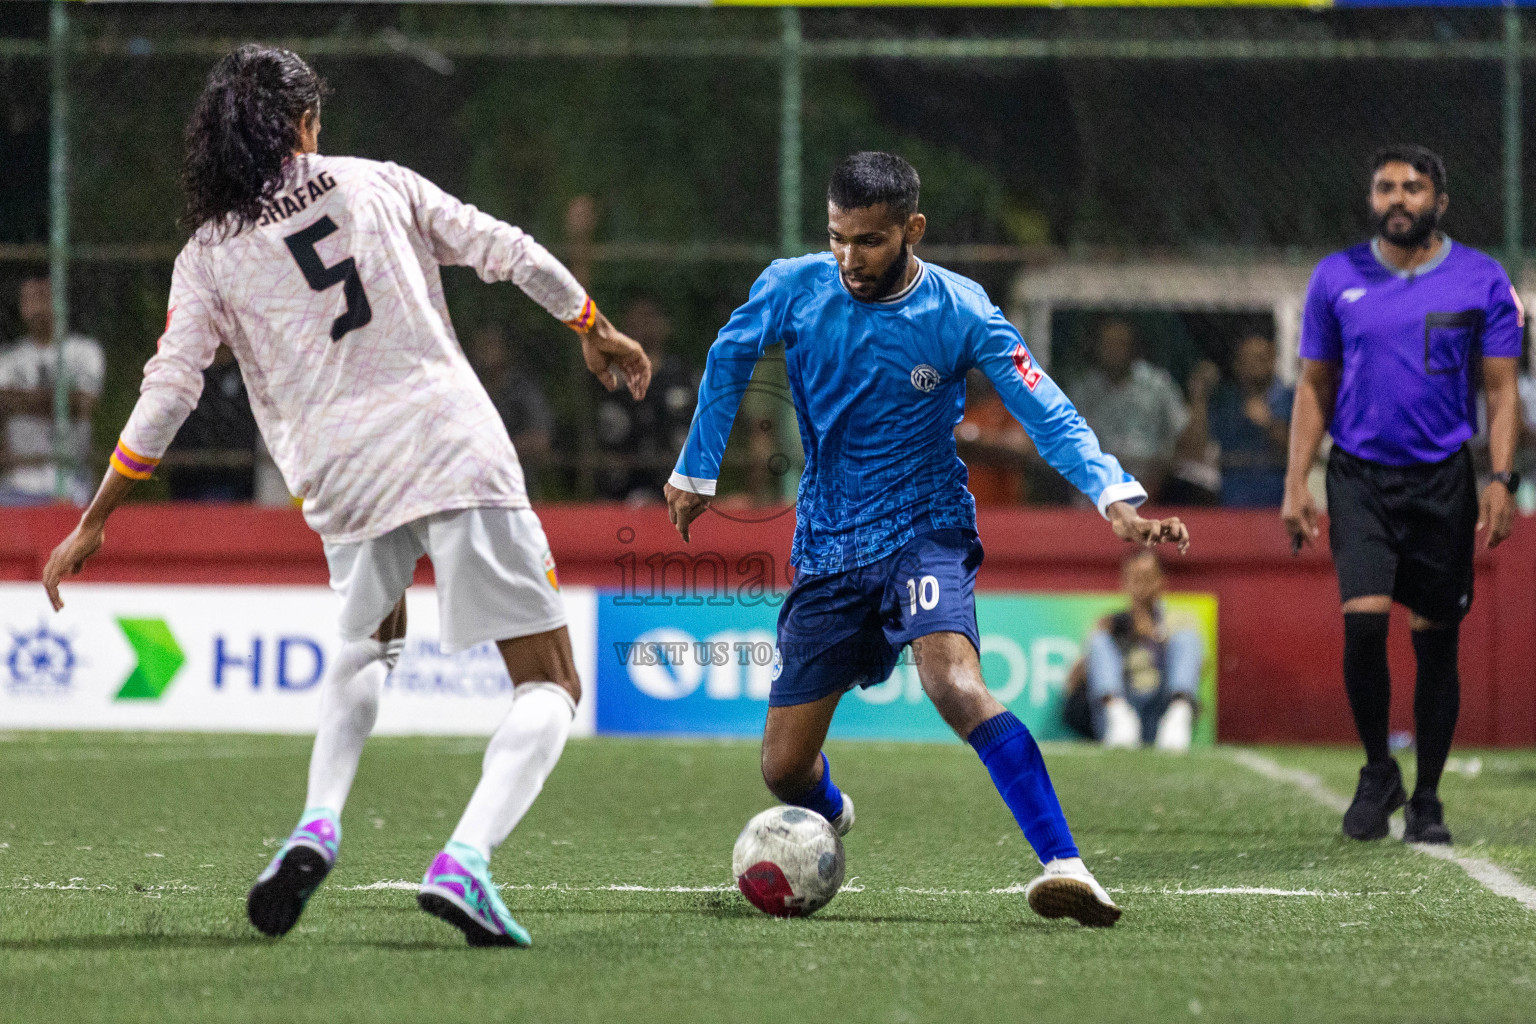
left=2, top=3, right=1534, bottom=508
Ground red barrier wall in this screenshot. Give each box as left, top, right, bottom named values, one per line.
left=5, top=502, right=1532, bottom=745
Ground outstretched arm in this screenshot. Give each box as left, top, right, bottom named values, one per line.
left=391, top=163, right=649, bottom=399
left=973, top=310, right=1188, bottom=553
left=43, top=468, right=136, bottom=611
left=42, top=250, right=222, bottom=610
left=664, top=266, right=784, bottom=541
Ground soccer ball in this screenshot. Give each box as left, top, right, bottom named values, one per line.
left=732, top=805, right=846, bottom=918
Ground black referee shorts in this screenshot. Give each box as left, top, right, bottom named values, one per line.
left=1326, top=445, right=1477, bottom=623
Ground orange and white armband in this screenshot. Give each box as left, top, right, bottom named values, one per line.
left=563, top=296, right=598, bottom=333
left=109, top=439, right=160, bottom=480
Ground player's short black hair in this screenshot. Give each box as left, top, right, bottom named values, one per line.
left=1370, top=144, right=1448, bottom=195
left=181, top=44, right=329, bottom=239
left=827, top=152, right=920, bottom=222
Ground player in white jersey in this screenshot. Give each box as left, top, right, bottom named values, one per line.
left=41, top=45, right=650, bottom=948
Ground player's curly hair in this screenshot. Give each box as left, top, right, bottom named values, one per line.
left=180, top=45, right=328, bottom=239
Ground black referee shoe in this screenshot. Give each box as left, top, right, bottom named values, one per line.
left=1403, top=793, right=1453, bottom=845
left=1343, top=760, right=1406, bottom=841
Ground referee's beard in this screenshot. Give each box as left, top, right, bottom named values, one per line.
left=1374, top=204, right=1441, bottom=249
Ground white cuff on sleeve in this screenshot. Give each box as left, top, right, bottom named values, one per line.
left=668, top=471, right=717, bottom=497
left=1096, top=480, right=1149, bottom=519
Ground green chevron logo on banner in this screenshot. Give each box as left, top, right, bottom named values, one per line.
left=115, top=618, right=186, bottom=701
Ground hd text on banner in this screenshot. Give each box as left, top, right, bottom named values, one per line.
left=0, top=584, right=597, bottom=736
left=595, top=590, right=1217, bottom=744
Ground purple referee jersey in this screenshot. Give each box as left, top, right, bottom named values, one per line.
left=1301, top=237, right=1523, bottom=467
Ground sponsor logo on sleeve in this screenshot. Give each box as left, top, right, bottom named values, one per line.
left=1011, top=343, right=1043, bottom=391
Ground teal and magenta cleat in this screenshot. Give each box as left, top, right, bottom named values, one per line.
left=246, top=809, right=340, bottom=937
left=417, top=841, right=532, bottom=948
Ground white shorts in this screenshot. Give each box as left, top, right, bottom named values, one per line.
left=323, top=507, right=566, bottom=654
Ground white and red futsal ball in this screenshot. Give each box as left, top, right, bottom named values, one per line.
left=732, top=806, right=846, bottom=917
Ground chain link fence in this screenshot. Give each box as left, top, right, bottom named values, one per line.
left=0, top=3, right=1528, bottom=505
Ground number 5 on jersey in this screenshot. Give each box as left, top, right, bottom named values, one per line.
left=285, top=216, right=372, bottom=341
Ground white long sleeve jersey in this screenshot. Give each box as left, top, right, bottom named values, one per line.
left=117, top=154, right=592, bottom=543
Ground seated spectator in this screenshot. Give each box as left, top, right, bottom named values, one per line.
left=0, top=275, right=104, bottom=506
left=467, top=323, right=554, bottom=491
left=1068, top=318, right=1189, bottom=498
left=594, top=296, right=697, bottom=503
left=1080, top=549, right=1203, bottom=752
left=164, top=345, right=258, bottom=501
left=955, top=371, right=1031, bottom=505
left=1207, top=334, right=1293, bottom=507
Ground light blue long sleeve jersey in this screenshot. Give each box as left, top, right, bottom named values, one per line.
left=670, top=253, right=1147, bottom=576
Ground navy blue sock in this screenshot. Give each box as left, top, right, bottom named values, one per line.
left=786, top=752, right=844, bottom=823
left=968, top=712, right=1079, bottom=863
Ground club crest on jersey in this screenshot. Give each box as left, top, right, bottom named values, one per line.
left=1011, top=343, right=1043, bottom=391
left=542, top=549, right=560, bottom=591
left=910, top=365, right=941, bottom=393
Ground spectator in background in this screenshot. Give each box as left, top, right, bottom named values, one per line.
left=1164, top=359, right=1222, bottom=505
left=1080, top=549, right=1203, bottom=752
left=0, top=275, right=104, bottom=505
left=467, top=324, right=555, bottom=489
left=955, top=370, right=1030, bottom=505
left=1211, top=334, right=1293, bottom=506
left=1069, top=318, right=1189, bottom=499
left=1174, top=335, right=1294, bottom=507
left=163, top=344, right=259, bottom=500
left=595, top=296, right=697, bottom=503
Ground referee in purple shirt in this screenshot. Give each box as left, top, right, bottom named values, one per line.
left=1284, top=145, right=1522, bottom=845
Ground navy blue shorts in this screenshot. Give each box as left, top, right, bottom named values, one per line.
left=770, top=528, right=984, bottom=707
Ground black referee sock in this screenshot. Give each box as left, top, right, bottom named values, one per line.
left=1343, top=612, right=1393, bottom=764
left=1411, top=625, right=1461, bottom=798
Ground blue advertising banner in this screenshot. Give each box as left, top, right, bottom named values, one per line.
left=594, top=590, right=1217, bottom=743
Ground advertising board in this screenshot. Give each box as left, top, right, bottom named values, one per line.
left=0, top=584, right=597, bottom=737
left=595, top=590, right=1217, bottom=744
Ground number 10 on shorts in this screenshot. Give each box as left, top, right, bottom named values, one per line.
left=905, top=575, right=940, bottom=615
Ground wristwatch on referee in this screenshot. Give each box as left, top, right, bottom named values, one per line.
left=1491, top=471, right=1521, bottom=494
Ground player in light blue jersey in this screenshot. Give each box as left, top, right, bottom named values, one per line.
left=665, top=153, right=1189, bottom=926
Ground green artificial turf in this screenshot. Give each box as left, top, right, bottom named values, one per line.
left=2, top=733, right=1534, bottom=1023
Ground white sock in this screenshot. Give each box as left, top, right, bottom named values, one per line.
left=449, top=682, right=576, bottom=861
left=303, top=638, right=388, bottom=815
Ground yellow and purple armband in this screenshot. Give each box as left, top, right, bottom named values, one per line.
left=564, top=296, right=597, bottom=333
left=109, top=440, right=159, bottom=480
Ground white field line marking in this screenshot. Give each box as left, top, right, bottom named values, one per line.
left=1229, top=749, right=1536, bottom=913
left=338, top=879, right=1396, bottom=898
left=11, top=877, right=1402, bottom=900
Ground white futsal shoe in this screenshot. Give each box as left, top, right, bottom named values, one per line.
left=1102, top=697, right=1142, bottom=750
left=1025, top=857, right=1121, bottom=928
left=1155, top=698, right=1194, bottom=753
left=830, top=792, right=855, bottom=837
